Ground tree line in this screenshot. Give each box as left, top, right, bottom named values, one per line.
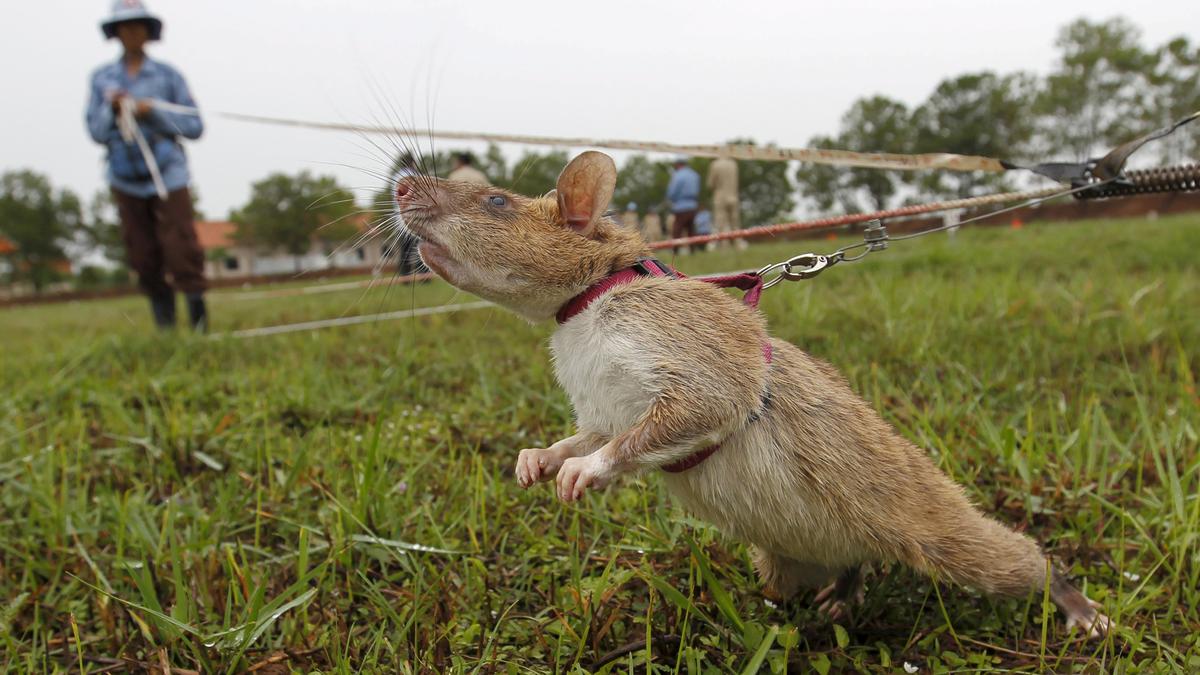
left=795, top=17, right=1199, bottom=213
left=2, top=17, right=1193, bottom=291
left=371, top=143, right=795, bottom=229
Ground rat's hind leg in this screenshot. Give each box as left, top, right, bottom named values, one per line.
left=1049, top=568, right=1111, bottom=638
left=813, top=566, right=866, bottom=622
left=751, top=547, right=837, bottom=602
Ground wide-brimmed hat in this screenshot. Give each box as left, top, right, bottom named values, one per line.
left=100, top=0, right=163, bottom=41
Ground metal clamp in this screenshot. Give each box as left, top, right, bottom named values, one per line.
left=862, top=219, right=888, bottom=251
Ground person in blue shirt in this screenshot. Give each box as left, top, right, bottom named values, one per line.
left=665, top=156, right=701, bottom=253
left=86, top=1, right=208, bottom=330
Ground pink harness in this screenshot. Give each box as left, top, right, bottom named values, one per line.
left=556, top=258, right=773, bottom=473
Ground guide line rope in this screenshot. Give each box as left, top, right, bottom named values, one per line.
left=216, top=111, right=1010, bottom=173
left=136, top=101, right=1198, bottom=182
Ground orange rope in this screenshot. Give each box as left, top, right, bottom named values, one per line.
left=648, top=185, right=1062, bottom=250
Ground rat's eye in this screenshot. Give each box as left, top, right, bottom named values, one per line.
left=487, top=195, right=507, bottom=208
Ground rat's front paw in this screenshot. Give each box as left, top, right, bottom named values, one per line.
left=515, top=447, right=565, bottom=488
left=556, top=454, right=614, bottom=502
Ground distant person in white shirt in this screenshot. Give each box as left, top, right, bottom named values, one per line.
left=707, top=155, right=746, bottom=249
left=447, top=152, right=490, bottom=185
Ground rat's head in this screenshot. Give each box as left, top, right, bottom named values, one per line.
left=393, top=151, right=648, bottom=321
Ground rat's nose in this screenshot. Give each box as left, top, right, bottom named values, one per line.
left=395, top=181, right=412, bottom=200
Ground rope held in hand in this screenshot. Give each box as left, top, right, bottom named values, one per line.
left=116, top=97, right=169, bottom=200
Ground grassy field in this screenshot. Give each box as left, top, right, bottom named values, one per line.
left=2, top=214, right=1198, bottom=673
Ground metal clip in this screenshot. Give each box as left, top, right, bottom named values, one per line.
left=756, top=260, right=790, bottom=289
left=756, top=250, right=845, bottom=289
left=780, top=253, right=832, bottom=281
left=863, top=219, right=888, bottom=251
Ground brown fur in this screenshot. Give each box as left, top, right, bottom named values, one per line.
left=394, top=152, right=1110, bottom=638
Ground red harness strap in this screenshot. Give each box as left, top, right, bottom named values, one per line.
left=556, top=258, right=772, bottom=474
left=661, top=445, right=721, bottom=473
left=556, top=259, right=765, bottom=323
left=697, top=271, right=766, bottom=309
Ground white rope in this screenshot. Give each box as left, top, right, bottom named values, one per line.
left=120, top=103, right=1003, bottom=171
left=211, top=269, right=764, bottom=339
left=216, top=276, right=420, bottom=302
left=218, top=112, right=1008, bottom=172
left=214, top=300, right=494, bottom=339
left=149, top=99, right=202, bottom=116
left=117, top=97, right=169, bottom=199
left=136, top=104, right=1197, bottom=176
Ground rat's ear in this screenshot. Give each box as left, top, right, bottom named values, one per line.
left=556, top=151, right=616, bottom=235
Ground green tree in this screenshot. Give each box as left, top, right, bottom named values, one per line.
left=477, top=144, right=509, bottom=186
left=911, top=72, right=1036, bottom=198
left=190, top=188, right=206, bottom=222
left=791, top=135, right=844, bottom=213
left=613, top=154, right=672, bottom=215
left=1035, top=18, right=1155, bottom=161
left=1148, top=37, right=1200, bottom=162
left=795, top=96, right=912, bottom=212
left=231, top=172, right=360, bottom=272
left=0, top=170, right=83, bottom=291
left=841, top=97, right=913, bottom=210
left=506, top=150, right=569, bottom=197
left=77, top=190, right=125, bottom=269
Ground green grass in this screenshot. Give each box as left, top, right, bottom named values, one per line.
left=2, top=214, right=1198, bottom=673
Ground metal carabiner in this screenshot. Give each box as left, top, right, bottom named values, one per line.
left=756, top=261, right=790, bottom=289
left=780, top=253, right=831, bottom=281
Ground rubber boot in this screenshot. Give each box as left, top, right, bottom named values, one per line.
left=186, top=293, right=208, bottom=333
left=149, top=290, right=177, bottom=329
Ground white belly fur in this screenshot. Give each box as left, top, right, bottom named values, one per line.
left=551, top=306, right=656, bottom=436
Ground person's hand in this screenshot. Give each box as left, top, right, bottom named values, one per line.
left=134, top=99, right=154, bottom=117
left=109, top=91, right=128, bottom=113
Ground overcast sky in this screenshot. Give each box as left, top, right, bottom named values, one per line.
left=2, top=0, right=1194, bottom=218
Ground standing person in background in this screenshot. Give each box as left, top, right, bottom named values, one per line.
left=642, top=211, right=664, bottom=244
left=86, top=0, right=208, bottom=331
left=447, top=152, right=490, bottom=185
left=665, top=156, right=700, bottom=254
left=620, top=202, right=641, bottom=232
left=694, top=208, right=714, bottom=250
left=707, top=155, right=745, bottom=249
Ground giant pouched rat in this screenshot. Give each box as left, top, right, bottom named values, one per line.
left=392, top=151, right=1109, bottom=637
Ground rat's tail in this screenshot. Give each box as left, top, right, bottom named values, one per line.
left=905, top=508, right=1049, bottom=596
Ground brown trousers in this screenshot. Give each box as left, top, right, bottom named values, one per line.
left=671, top=209, right=698, bottom=252
left=671, top=209, right=698, bottom=239
left=112, top=187, right=207, bottom=295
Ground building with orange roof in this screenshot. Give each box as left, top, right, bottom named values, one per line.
left=195, top=214, right=390, bottom=279
left=0, top=236, right=73, bottom=286
left=0, top=236, right=14, bottom=277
